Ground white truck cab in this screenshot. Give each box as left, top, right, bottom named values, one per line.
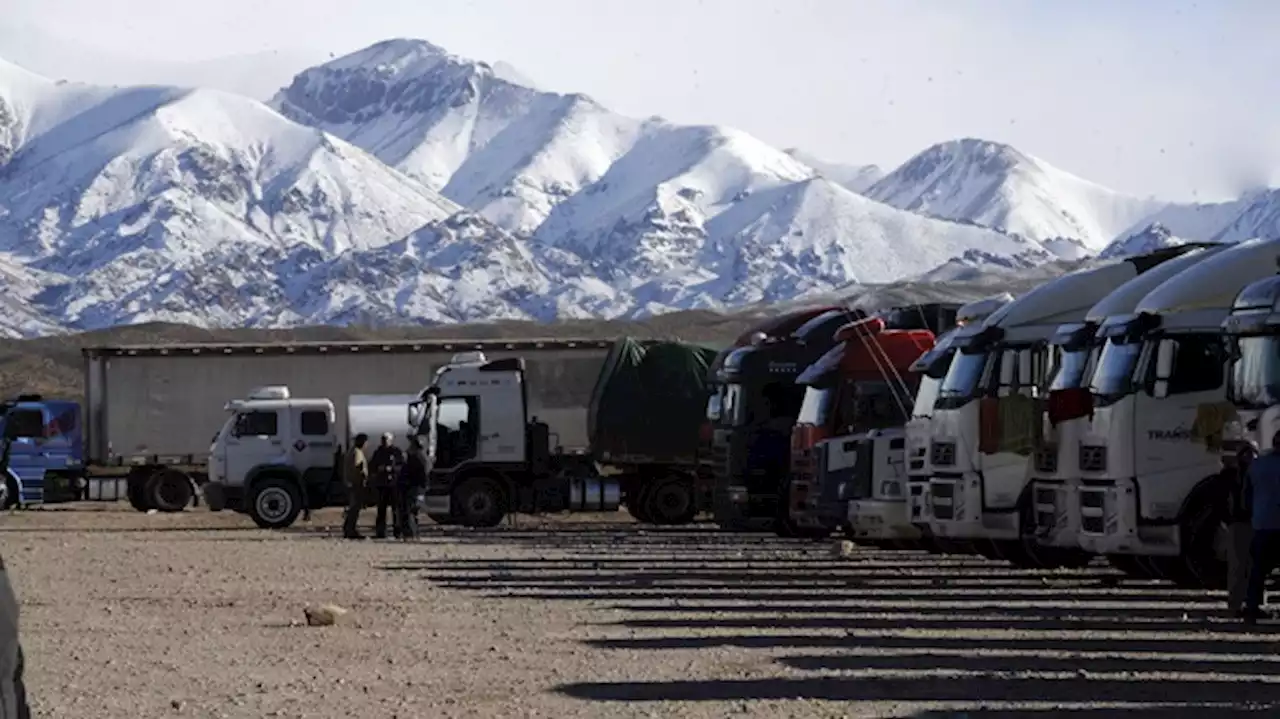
left=1030, top=244, right=1228, bottom=554
left=923, top=249, right=1201, bottom=568
left=1223, top=271, right=1280, bottom=456
left=207, top=386, right=341, bottom=529
left=414, top=352, right=620, bottom=527
left=1074, top=238, right=1280, bottom=588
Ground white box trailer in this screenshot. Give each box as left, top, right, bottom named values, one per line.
left=80, top=338, right=613, bottom=512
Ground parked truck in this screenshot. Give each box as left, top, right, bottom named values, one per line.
left=413, top=337, right=721, bottom=528
left=786, top=314, right=940, bottom=539
left=1221, top=265, right=1280, bottom=482
left=1, top=396, right=84, bottom=508
left=1070, top=237, right=1280, bottom=587
left=1027, top=244, right=1229, bottom=578
left=921, top=247, right=1205, bottom=569
left=75, top=339, right=613, bottom=513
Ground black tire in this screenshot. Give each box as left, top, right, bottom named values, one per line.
left=426, top=512, right=458, bottom=525
left=126, top=471, right=152, bottom=512
left=1178, top=500, right=1228, bottom=590
left=247, top=476, right=303, bottom=529
left=1, top=474, right=17, bottom=510
left=145, top=469, right=194, bottom=513
left=454, top=477, right=505, bottom=528
left=646, top=477, right=697, bottom=526
left=627, top=483, right=655, bottom=524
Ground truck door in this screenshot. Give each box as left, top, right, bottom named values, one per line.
left=436, top=397, right=479, bottom=469
left=224, top=409, right=284, bottom=487
left=290, top=407, right=338, bottom=492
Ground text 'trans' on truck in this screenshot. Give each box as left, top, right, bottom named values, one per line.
left=922, top=246, right=1206, bottom=570
left=710, top=307, right=868, bottom=533
left=413, top=339, right=720, bottom=528
left=80, top=338, right=613, bottom=514
left=1027, top=243, right=1229, bottom=579
left=786, top=314, right=942, bottom=541
left=203, top=387, right=419, bottom=528
left=1072, top=238, right=1280, bottom=588
left=904, top=295, right=1014, bottom=554
left=1, top=396, right=84, bottom=509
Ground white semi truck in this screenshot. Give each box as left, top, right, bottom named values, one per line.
left=203, top=387, right=422, bottom=528
left=1072, top=237, right=1280, bottom=588
left=1028, top=243, right=1229, bottom=576
left=921, top=248, right=1206, bottom=568
left=905, top=295, right=1014, bottom=552
left=1222, top=270, right=1280, bottom=462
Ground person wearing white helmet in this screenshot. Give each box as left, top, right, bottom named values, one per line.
left=0, top=553, right=31, bottom=718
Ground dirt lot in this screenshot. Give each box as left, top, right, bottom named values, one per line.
left=4, top=505, right=1279, bottom=718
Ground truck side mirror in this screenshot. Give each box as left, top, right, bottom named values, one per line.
left=1155, top=339, right=1176, bottom=381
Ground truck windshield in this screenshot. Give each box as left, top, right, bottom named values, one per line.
left=1047, top=346, right=1096, bottom=391
left=1229, top=336, right=1280, bottom=409
left=796, top=386, right=834, bottom=428
left=1089, top=338, right=1143, bottom=398
left=939, top=350, right=988, bottom=400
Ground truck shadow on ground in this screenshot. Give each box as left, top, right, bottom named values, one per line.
left=384, top=521, right=1280, bottom=714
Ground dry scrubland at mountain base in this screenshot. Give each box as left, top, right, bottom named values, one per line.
left=7, top=506, right=1277, bottom=718
left=4, top=37, right=1280, bottom=339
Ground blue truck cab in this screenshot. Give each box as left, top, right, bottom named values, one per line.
left=1, top=395, right=84, bottom=508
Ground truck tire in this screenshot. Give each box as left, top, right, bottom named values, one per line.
left=247, top=476, right=303, bottom=530
left=1177, top=500, right=1228, bottom=590
left=1, top=475, right=16, bottom=510
left=626, top=482, right=655, bottom=524
left=454, top=477, right=505, bottom=528
left=126, top=469, right=153, bottom=512
left=646, top=477, right=696, bottom=526
left=145, top=469, right=194, bottom=513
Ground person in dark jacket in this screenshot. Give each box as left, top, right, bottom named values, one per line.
left=1226, top=443, right=1258, bottom=615
left=1243, top=430, right=1280, bottom=623
left=1, top=554, right=31, bottom=718
left=396, top=436, right=431, bottom=539
left=368, top=433, right=404, bottom=539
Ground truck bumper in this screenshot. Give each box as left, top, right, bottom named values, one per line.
left=847, top=499, right=920, bottom=541
left=1075, top=480, right=1178, bottom=556
left=926, top=474, right=1018, bottom=540
left=1030, top=479, right=1081, bottom=549
left=201, top=483, right=244, bottom=513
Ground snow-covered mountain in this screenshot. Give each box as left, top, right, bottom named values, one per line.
left=866, top=138, right=1167, bottom=250
left=783, top=148, right=883, bottom=193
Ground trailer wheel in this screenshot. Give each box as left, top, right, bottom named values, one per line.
left=454, top=477, right=505, bottom=528
left=146, top=469, right=194, bottom=513
left=646, top=477, right=696, bottom=526
left=247, top=477, right=303, bottom=529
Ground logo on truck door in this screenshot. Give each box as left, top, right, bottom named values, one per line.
left=1147, top=425, right=1192, bottom=441
left=293, top=440, right=307, bottom=452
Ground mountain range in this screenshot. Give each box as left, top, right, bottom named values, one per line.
left=0, top=36, right=1278, bottom=338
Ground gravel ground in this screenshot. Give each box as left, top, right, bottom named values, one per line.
left=4, top=504, right=1280, bottom=718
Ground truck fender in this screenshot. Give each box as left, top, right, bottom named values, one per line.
left=1176, top=471, right=1229, bottom=524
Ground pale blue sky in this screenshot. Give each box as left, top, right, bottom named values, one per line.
left=7, top=0, right=1277, bottom=202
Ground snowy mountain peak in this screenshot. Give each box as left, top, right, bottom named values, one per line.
left=322, top=38, right=457, bottom=77
left=866, top=136, right=1169, bottom=250
left=1099, top=221, right=1194, bottom=259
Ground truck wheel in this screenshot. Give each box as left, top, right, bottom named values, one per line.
left=627, top=484, right=655, bottom=524
left=145, top=469, right=194, bottom=513
left=646, top=477, right=696, bottom=526
left=454, top=477, right=505, bottom=528
left=126, top=469, right=152, bottom=512
left=1179, top=500, right=1228, bottom=590
left=248, top=477, right=303, bottom=529
left=1, top=476, right=16, bottom=510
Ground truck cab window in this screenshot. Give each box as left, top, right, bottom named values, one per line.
left=4, top=409, right=45, bottom=439
left=299, top=410, right=329, bottom=436
left=1165, top=335, right=1224, bottom=395
left=234, top=411, right=278, bottom=437
left=436, top=397, right=479, bottom=467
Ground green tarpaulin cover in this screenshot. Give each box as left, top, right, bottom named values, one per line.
left=588, top=338, right=719, bottom=460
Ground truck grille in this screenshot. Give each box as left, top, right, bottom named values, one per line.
left=930, top=481, right=955, bottom=520
left=1079, top=445, right=1106, bottom=473
left=930, top=441, right=956, bottom=467
left=1034, top=444, right=1058, bottom=474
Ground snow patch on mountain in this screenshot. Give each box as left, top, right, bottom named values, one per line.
left=1098, top=222, right=1197, bottom=259
left=867, top=138, right=1167, bottom=249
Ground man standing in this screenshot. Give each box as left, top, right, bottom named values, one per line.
left=369, top=433, right=404, bottom=539
left=342, top=433, right=370, bottom=540
left=1227, top=443, right=1258, bottom=615
left=1243, top=430, right=1280, bottom=623
left=397, top=436, right=431, bottom=539
left=1, top=554, right=31, bottom=718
